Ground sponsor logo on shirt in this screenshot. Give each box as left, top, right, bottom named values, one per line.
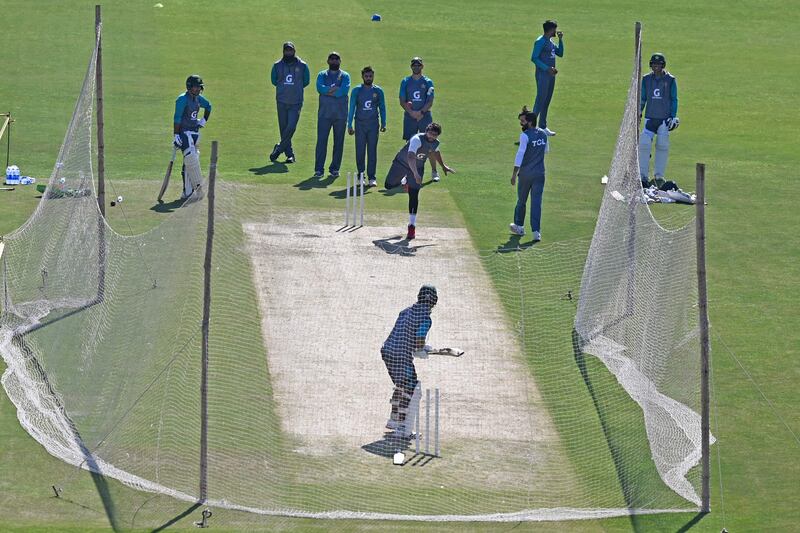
left=530, top=138, right=547, bottom=147
left=412, top=90, right=422, bottom=101
left=653, top=88, right=662, bottom=98
left=285, top=74, right=294, bottom=85
left=363, top=100, right=373, bottom=110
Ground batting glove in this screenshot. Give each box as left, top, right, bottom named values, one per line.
left=413, top=349, right=429, bottom=359
left=198, top=117, right=207, bottom=128
left=173, top=134, right=183, bottom=148
left=666, top=117, right=680, bottom=131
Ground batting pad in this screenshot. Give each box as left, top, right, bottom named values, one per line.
left=183, top=149, right=203, bottom=194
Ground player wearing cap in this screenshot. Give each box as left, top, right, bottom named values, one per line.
left=399, top=57, right=441, bottom=181
left=269, top=42, right=310, bottom=164
left=639, top=53, right=679, bottom=186
left=313, top=52, right=351, bottom=179
left=348, top=66, right=387, bottom=188
left=173, top=74, right=211, bottom=199
left=530, top=20, right=564, bottom=136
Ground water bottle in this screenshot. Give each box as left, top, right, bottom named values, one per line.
left=5, top=165, right=20, bottom=185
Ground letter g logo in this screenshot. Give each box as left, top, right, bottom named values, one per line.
left=412, top=90, right=421, bottom=100
left=364, top=100, right=373, bottom=110
left=653, top=88, right=661, bottom=97
left=285, top=74, right=293, bottom=84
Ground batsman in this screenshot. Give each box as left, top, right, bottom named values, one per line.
left=173, top=74, right=212, bottom=199
left=381, top=285, right=438, bottom=437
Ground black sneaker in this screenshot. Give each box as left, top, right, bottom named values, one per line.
left=269, top=144, right=281, bottom=162
left=285, top=155, right=295, bottom=163
left=329, top=170, right=340, bottom=178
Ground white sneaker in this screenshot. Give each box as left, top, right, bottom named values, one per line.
left=532, top=231, right=541, bottom=241
left=368, top=179, right=377, bottom=187
left=543, top=128, right=557, bottom=136
left=509, top=223, right=525, bottom=236
left=432, top=170, right=440, bottom=182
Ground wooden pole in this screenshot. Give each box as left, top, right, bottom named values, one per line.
left=95, top=6, right=106, bottom=302
left=695, top=162, right=711, bottom=512
left=200, top=141, right=218, bottom=502
left=635, top=22, right=642, bottom=138
left=95, top=5, right=105, bottom=217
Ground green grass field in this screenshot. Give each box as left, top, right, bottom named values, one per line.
left=1, top=0, right=798, bottom=531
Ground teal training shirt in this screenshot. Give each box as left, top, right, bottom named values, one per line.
left=531, top=35, right=564, bottom=71
left=348, top=84, right=386, bottom=128
left=174, top=92, right=211, bottom=132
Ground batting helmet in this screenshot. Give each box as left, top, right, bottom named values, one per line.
left=417, top=285, right=438, bottom=306
left=649, top=53, right=666, bottom=66
left=186, top=74, right=204, bottom=90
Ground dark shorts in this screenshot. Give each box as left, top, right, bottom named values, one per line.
left=381, top=350, right=417, bottom=391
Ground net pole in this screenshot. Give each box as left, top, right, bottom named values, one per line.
left=696, top=162, right=711, bottom=512
left=95, top=5, right=105, bottom=218
left=634, top=22, right=642, bottom=138
left=200, top=140, right=218, bottom=502
left=95, top=6, right=106, bottom=302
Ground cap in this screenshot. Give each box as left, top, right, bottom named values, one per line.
left=410, top=56, right=423, bottom=66
left=649, top=53, right=666, bottom=65
left=328, top=51, right=341, bottom=59
left=283, top=41, right=296, bottom=50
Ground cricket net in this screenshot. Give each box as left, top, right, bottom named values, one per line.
left=0, top=24, right=708, bottom=528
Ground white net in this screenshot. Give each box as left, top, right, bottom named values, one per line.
left=0, top=24, right=708, bottom=528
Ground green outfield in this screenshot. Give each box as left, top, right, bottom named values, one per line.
left=1, top=0, right=798, bottom=531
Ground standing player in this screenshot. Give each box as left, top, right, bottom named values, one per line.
left=347, top=66, right=387, bottom=187
left=381, top=285, right=438, bottom=436
left=269, top=42, right=310, bottom=164
left=384, top=123, right=455, bottom=240
left=639, top=53, right=679, bottom=186
left=399, top=57, right=441, bottom=181
left=530, top=20, right=564, bottom=136
left=173, top=75, right=211, bottom=199
left=314, top=52, right=350, bottom=179
left=509, top=111, right=549, bottom=242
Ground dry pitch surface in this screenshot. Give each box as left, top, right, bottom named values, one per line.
left=244, top=220, right=577, bottom=495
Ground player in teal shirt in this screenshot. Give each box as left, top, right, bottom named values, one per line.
left=173, top=75, right=211, bottom=199
left=347, top=66, right=387, bottom=187
left=530, top=20, right=564, bottom=136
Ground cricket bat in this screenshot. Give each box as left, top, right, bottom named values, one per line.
left=428, top=347, right=464, bottom=357
left=157, top=146, right=178, bottom=203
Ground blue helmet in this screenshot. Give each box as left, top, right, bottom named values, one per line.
left=418, top=285, right=438, bottom=306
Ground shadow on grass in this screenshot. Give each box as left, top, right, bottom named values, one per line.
left=150, top=501, right=203, bottom=532
left=495, top=234, right=538, bottom=253
left=13, top=332, right=122, bottom=531
left=676, top=511, right=708, bottom=532
left=248, top=162, right=288, bottom=175
left=294, top=174, right=338, bottom=190
left=328, top=186, right=376, bottom=200
left=150, top=198, right=184, bottom=213
left=571, top=328, right=646, bottom=532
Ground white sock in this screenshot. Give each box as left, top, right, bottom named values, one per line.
left=409, top=214, right=417, bottom=226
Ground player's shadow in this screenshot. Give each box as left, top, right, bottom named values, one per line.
left=361, top=431, right=412, bottom=458
left=329, top=186, right=374, bottom=199
left=249, top=162, right=288, bottom=175
left=373, top=236, right=436, bottom=256
left=150, top=198, right=184, bottom=213
left=294, top=174, right=338, bottom=190
left=495, top=234, right=538, bottom=253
